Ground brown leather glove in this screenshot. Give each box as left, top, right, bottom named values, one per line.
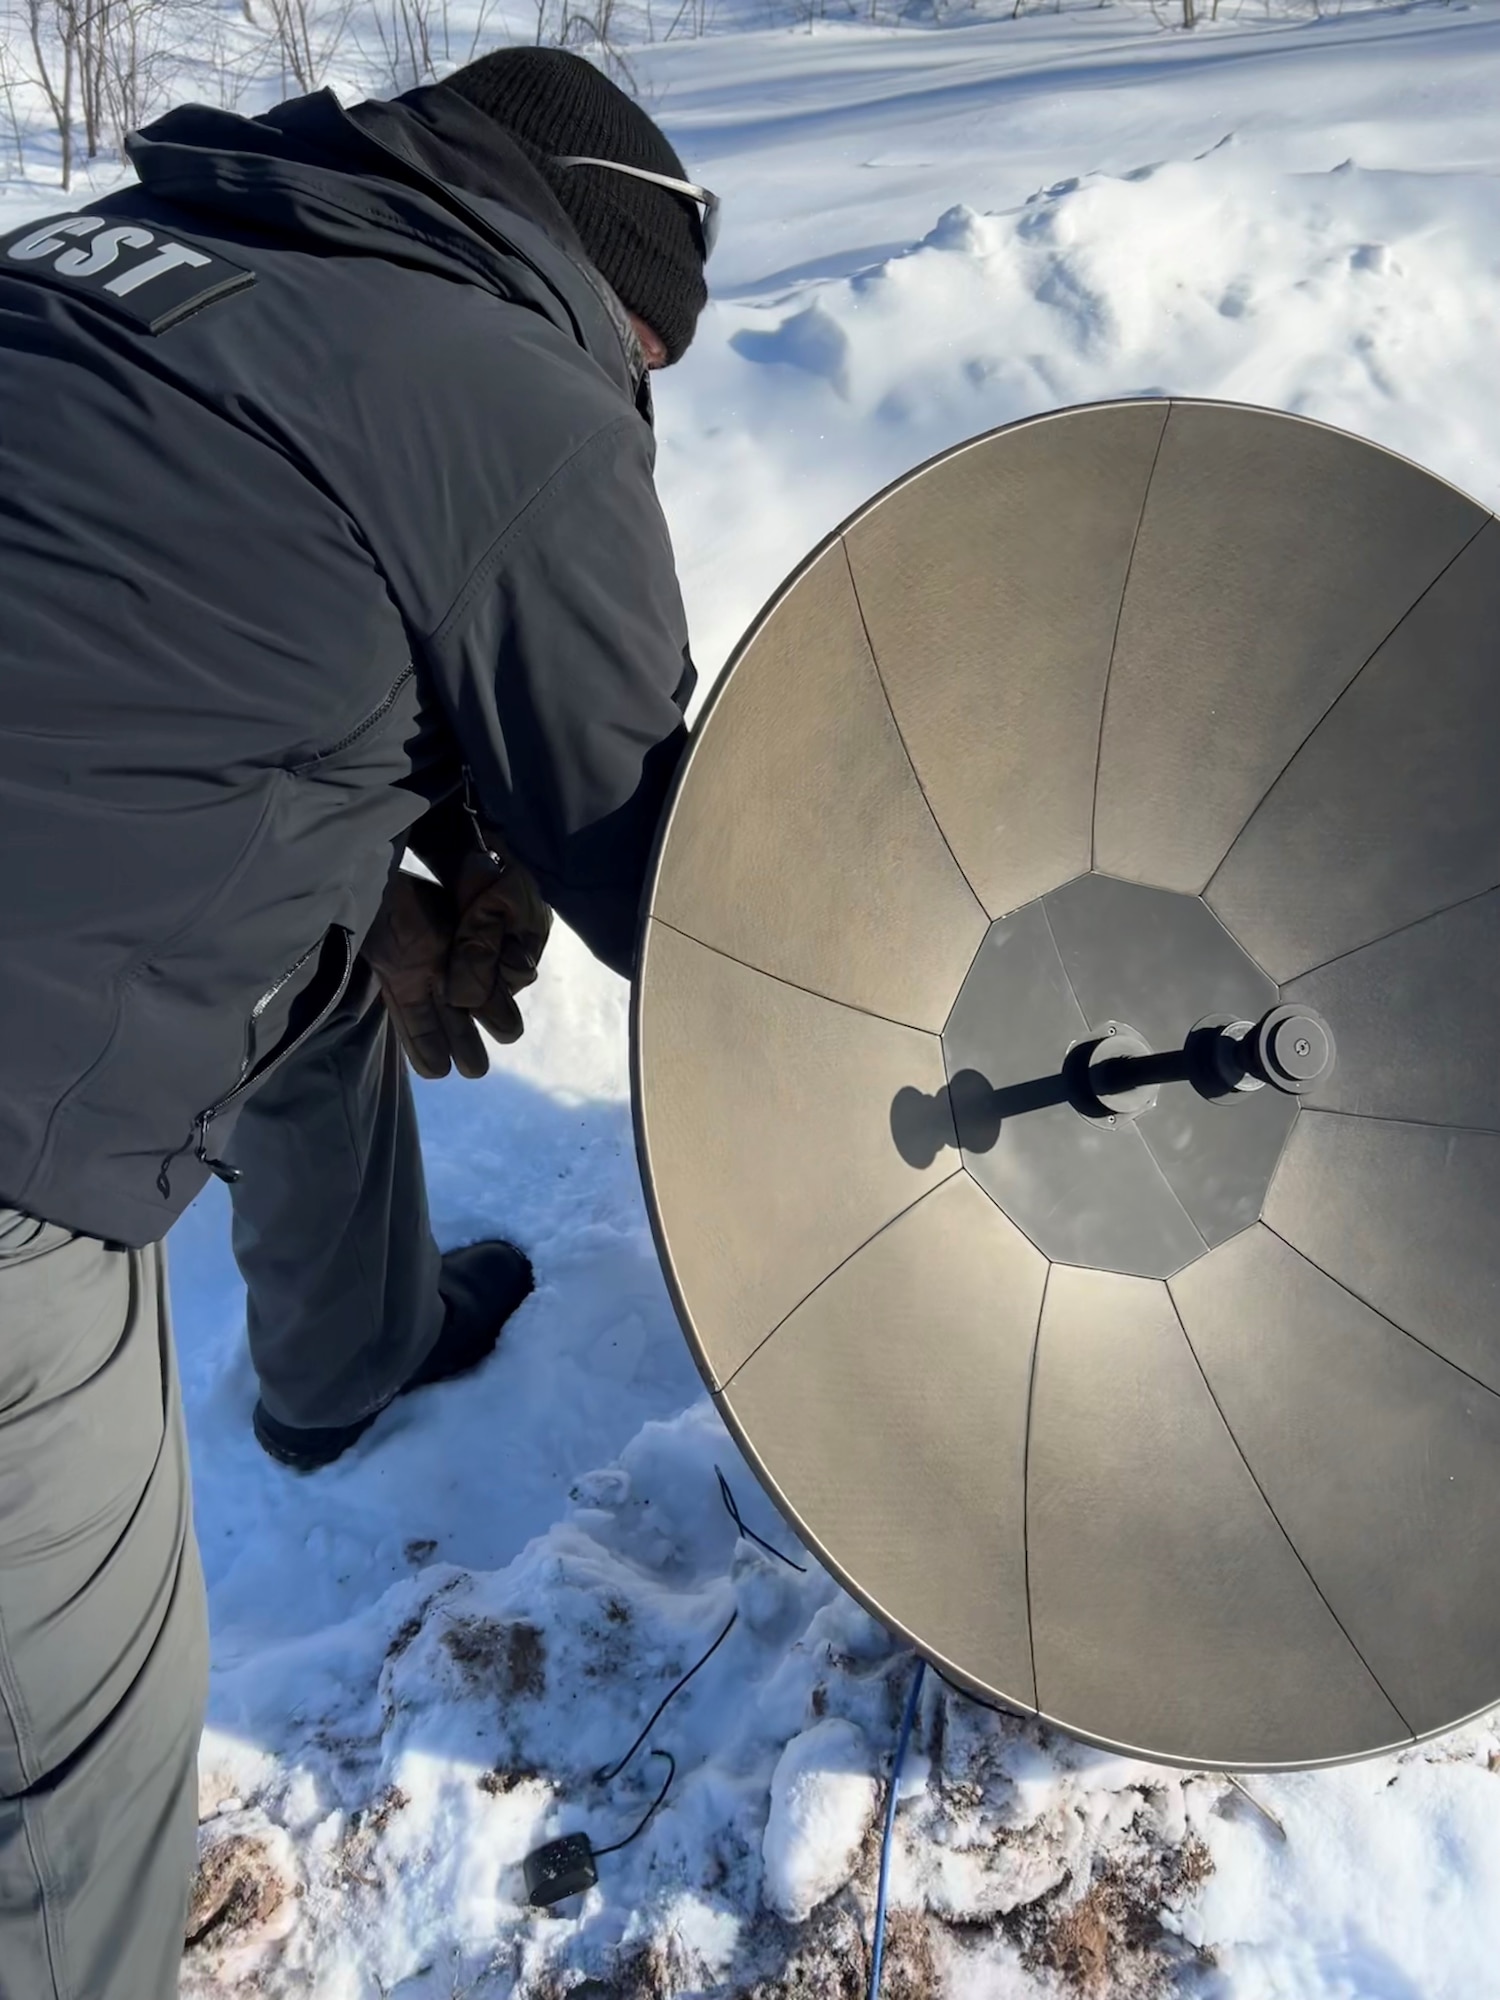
left=363, top=841, right=553, bottom=1080
left=444, top=839, right=553, bottom=1048
left=363, top=871, right=487, bottom=1080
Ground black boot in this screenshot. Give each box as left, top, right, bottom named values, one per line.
left=253, top=1240, right=534, bottom=1470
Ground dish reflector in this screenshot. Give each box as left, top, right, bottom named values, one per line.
left=633, top=400, right=1500, bottom=1767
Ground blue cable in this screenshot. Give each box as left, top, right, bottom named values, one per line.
left=867, top=1657, right=926, bottom=2000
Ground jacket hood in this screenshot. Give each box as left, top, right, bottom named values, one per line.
left=123, top=84, right=648, bottom=409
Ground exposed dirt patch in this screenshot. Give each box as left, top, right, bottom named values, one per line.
left=442, top=1616, right=548, bottom=1699
left=580, top=1597, right=638, bottom=1683
left=731, top=1903, right=868, bottom=2000
left=558, top=1933, right=702, bottom=2000
left=1005, top=1833, right=1215, bottom=1997
left=364, top=1786, right=409, bottom=1837
left=404, top=1537, right=439, bottom=1564
left=185, top=1826, right=293, bottom=1953
left=386, top=1614, right=423, bottom=1661
left=875, top=1908, right=942, bottom=2000
left=478, top=1764, right=544, bottom=1797
left=334, top=1785, right=409, bottom=1890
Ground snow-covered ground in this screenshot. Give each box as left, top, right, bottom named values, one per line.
left=7, top=1, right=1500, bottom=1992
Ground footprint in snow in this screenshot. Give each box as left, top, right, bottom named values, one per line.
left=1351, top=242, right=1396, bottom=276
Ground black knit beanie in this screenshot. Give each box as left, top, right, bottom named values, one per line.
left=443, top=48, right=708, bottom=363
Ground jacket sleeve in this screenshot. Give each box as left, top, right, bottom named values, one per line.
left=423, top=414, right=696, bottom=979
left=401, top=791, right=476, bottom=887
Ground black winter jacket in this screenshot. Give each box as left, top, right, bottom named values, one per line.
left=0, top=83, right=695, bottom=1246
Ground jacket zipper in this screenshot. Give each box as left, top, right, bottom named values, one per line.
left=156, top=928, right=355, bottom=1196
left=293, top=664, right=414, bottom=772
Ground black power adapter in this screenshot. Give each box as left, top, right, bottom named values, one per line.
left=524, top=1832, right=599, bottom=1907
left=522, top=1751, right=675, bottom=1909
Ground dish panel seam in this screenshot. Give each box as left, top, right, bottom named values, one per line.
left=837, top=535, right=989, bottom=921
left=719, top=1169, right=965, bottom=1392
left=1164, top=1277, right=1415, bottom=1739
left=1202, top=518, right=1494, bottom=912
left=1087, top=400, right=1171, bottom=872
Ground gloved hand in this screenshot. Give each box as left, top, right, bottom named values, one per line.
left=362, top=839, right=552, bottom=1080
left=445, top=838, right=553, bottom=1048
left=363, top=871, right=487, bottom=1080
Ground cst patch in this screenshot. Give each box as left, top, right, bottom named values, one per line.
left=1, top=212, right=254, bottom=333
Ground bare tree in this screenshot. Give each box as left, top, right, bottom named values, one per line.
left=661, top=0, right=711, bottom=39
left=192, top=1, right=264, bottom=109
left=0, top=40, right=28, bottom=177
left=786, top=0, right=856, bottom=32
left=261, top=0, right=354, bottom=92
left=95, top=0, right=180, bottom=151
left=457, top=0, right=497, bottom=59
left=458, top=0, right=497, bottom=60
left=13, top=0, right=193, bottom=186
left=526, top=0, right=642, bottom=82
left=24, top=0, right=76, bottom=186
left=363, top=0, right=438, bottom=89
left=78, top=0, right=105, bottom=156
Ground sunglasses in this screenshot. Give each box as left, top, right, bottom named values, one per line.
left=553, top=155, right=721, bottom=260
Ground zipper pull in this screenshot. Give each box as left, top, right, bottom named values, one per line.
left=462, top=766, right=507, bottom=872
left=194, top=1111, right=243, bottom=1185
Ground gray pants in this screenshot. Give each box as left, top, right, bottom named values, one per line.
left=231, top=960, right=444, bottom=1431
left=0, top=964, right=441, bottom=1998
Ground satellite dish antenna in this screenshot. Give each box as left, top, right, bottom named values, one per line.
left=632, top=399, right=1500, bottom=1769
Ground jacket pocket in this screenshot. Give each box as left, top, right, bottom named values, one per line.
left=159, top=925, right=355, bottom=1193
left=289, top=664, right=415, bottom=774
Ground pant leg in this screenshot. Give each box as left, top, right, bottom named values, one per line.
left=0, top=1209, right=208, bottom=2000
left=228, top=960, right=444, bottom=1431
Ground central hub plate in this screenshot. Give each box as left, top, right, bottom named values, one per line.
left=941, top=874, right=1298, bottom=1279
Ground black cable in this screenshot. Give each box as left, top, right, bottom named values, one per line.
left=593, top=1611, right=738, bottom=1785
left=930, top=1661, right=1031, bottom=1721
left=592, top=1750, right=677, bottom=1857
left=715, top=1466, right=806, bottom=1571
left=591, top=1471, right=804, bottom=1788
